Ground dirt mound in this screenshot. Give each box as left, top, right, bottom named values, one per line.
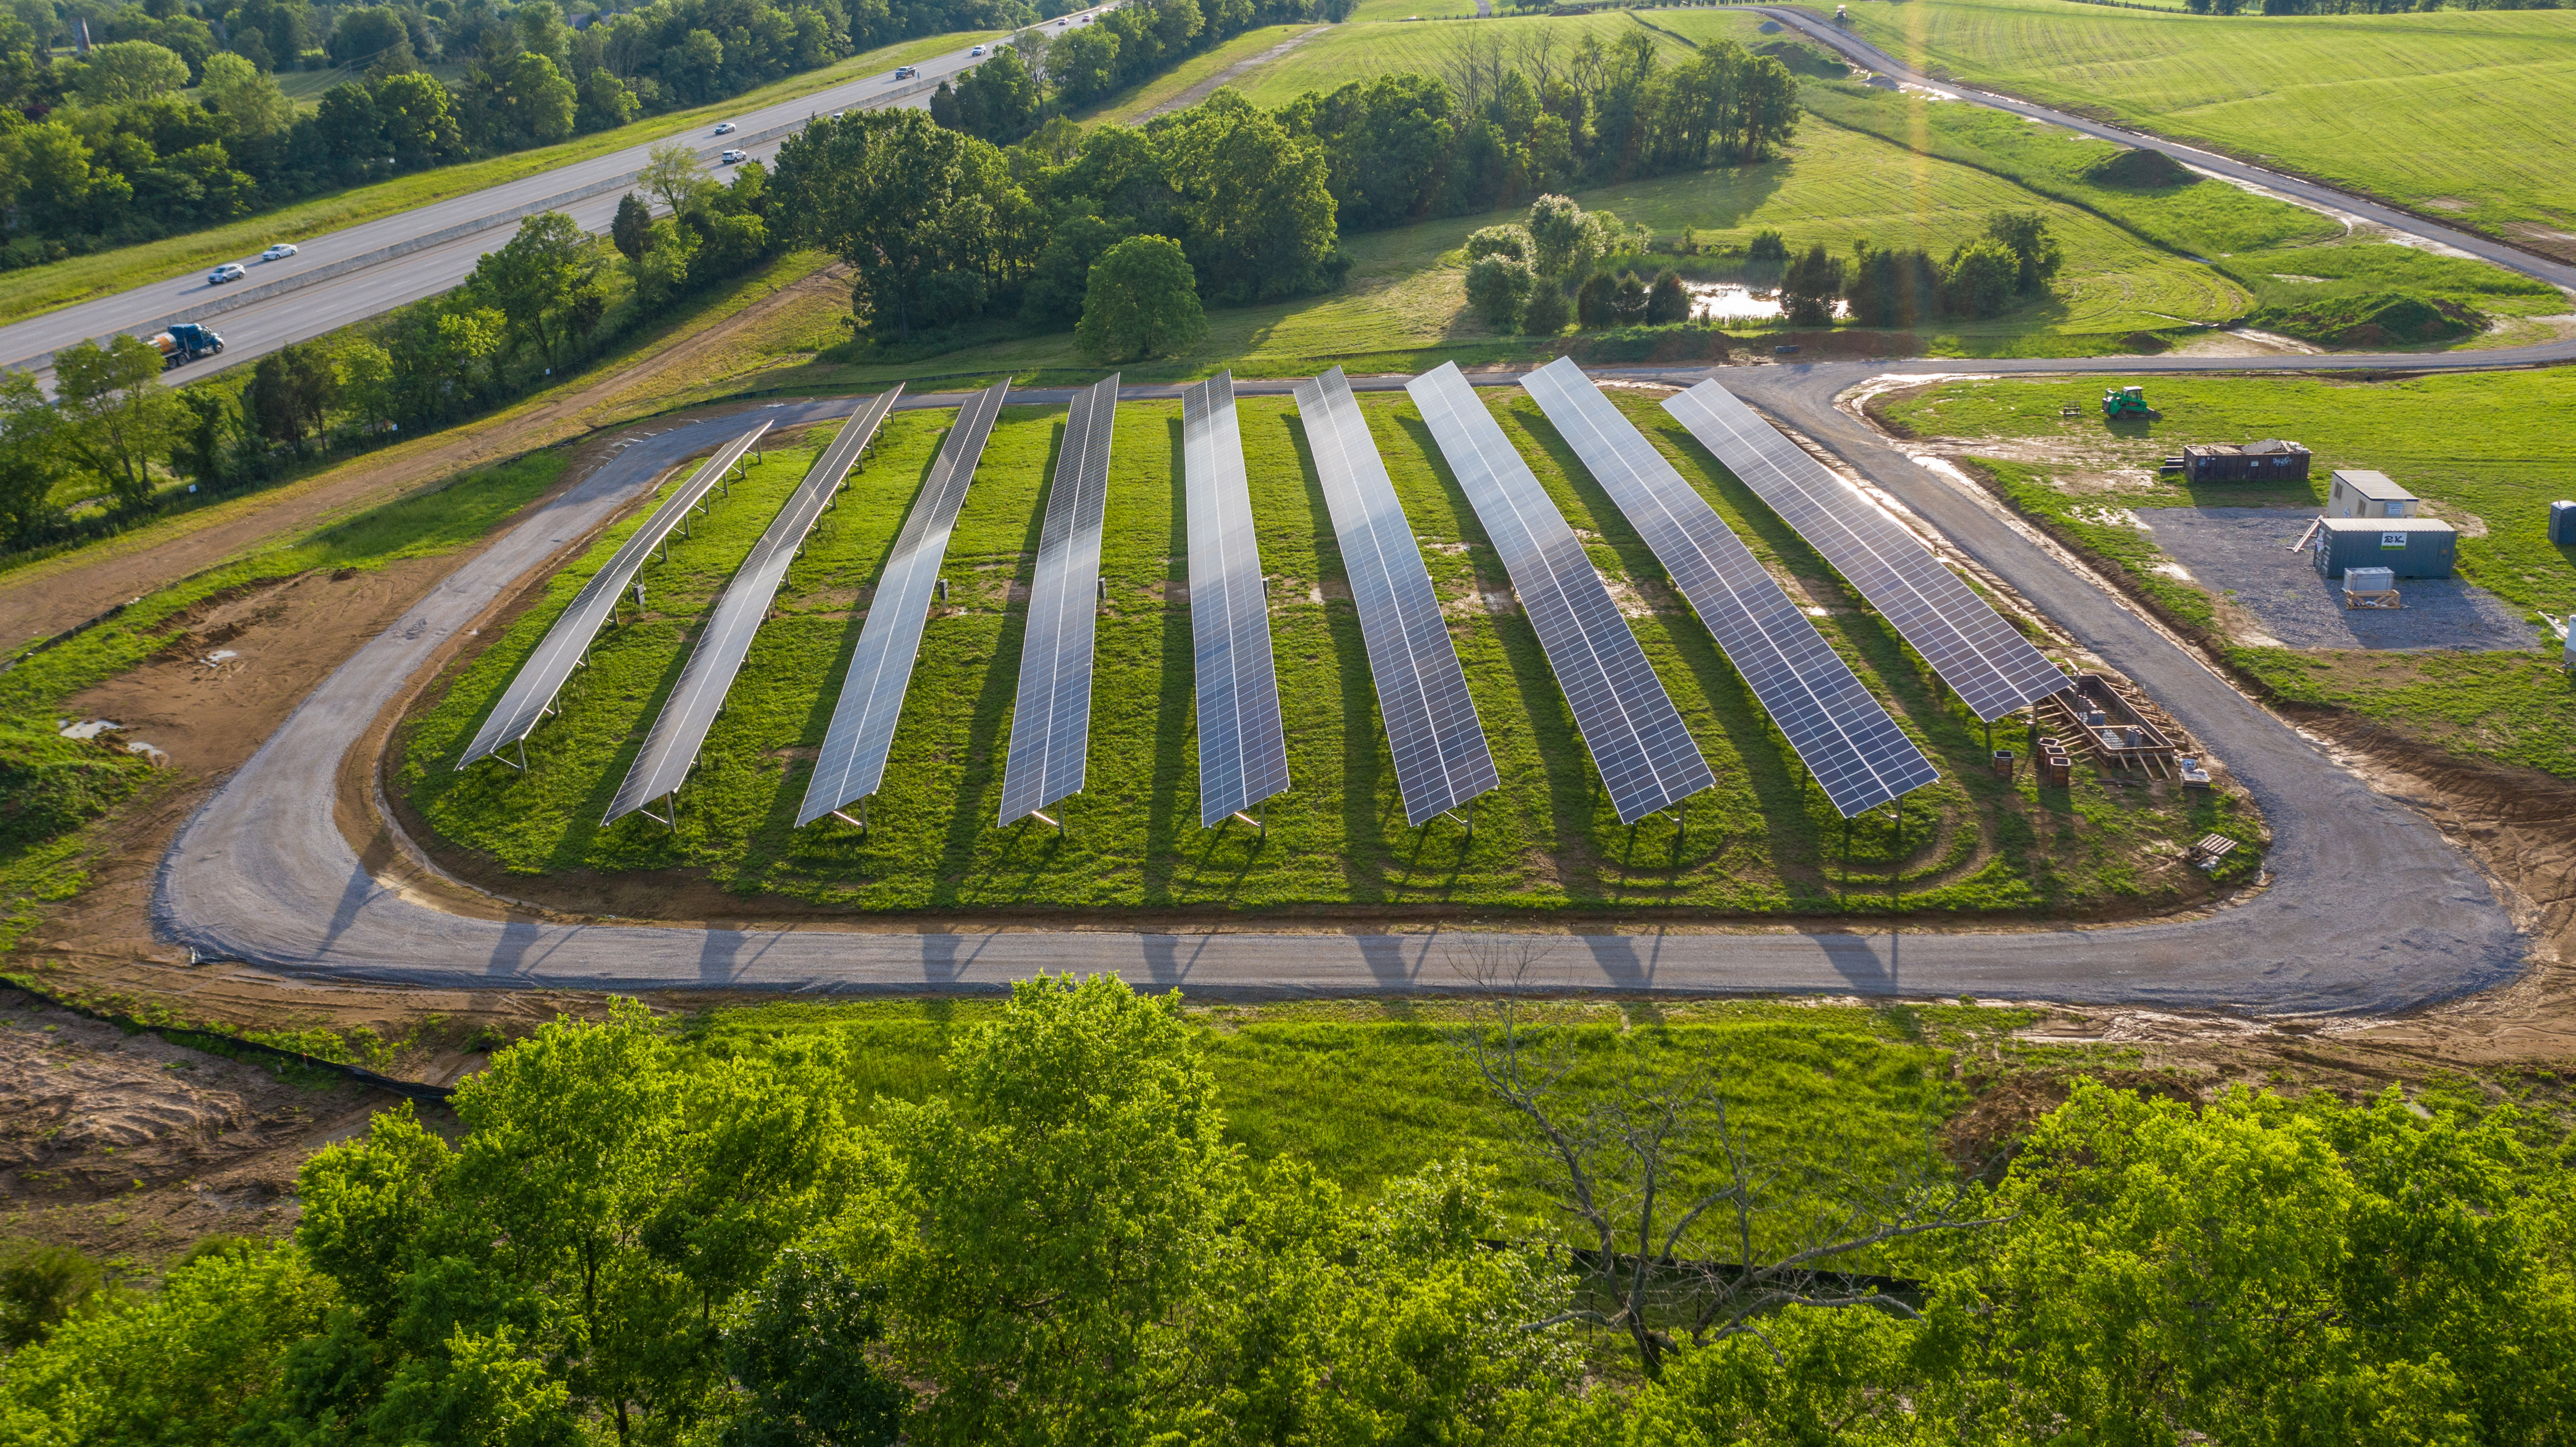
left=2085, top=147, right=2195, bottom=189
left=2244, top=292, right=2484, bottom=348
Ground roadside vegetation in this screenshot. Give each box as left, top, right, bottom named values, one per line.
left=398, top=387, right=2255, bottom=918
left=1822, top=0, right=2576, bottom=251
left=6, top=976, right=2574, bottom=1443
left=1880, top=371, right=2576, bottom=778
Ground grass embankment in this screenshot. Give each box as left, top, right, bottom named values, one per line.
left=1814, top=0, right=2576, bottom=249
left=1881, top=373, right=2576, bottom=777
left=1069, top=23, right=1321, bottom=125
left=401, top=387, right=2250, bottom=915
left=683, top=994, right=2027, bottom=1237
left=0, top=452, right=565, bottom=955
left=0, top=31, right=995, bottom=329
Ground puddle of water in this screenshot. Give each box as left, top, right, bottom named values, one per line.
left=1682, top=281, right=1849, bottom=323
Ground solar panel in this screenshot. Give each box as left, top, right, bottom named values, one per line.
left=458, top=420, right=770, bottom=768
left=798, top=379, right=1011, bottom=827
left=1294, top=366, right=1496, bottom=828
left=1408, top=363, right=1711, bottom=826
left=1663, top=378, right=2066, bottom=723
left=1183, top=371, right=1290, bottom=828
left=605, top=390, right=901, bottom=825
left=1520, top=359, right=1936, bottom=818
left=997, top=375, right=1117, bottom=826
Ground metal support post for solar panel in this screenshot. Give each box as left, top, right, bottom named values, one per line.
left=934, top=578, right=948, bottom=602
left=1028, top=809, right=1065, bottom=838
left=827, top=797, right=870, bottom=833
left=1225, top=805, right=1266, bottom=839
left=1890, top=798, right=1903, bottom=911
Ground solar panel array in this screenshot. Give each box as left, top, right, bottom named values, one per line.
left=1521, top=359, right=1936, bottom=818
left=998, top=375, right=1118, bottom=825
left=1294, top=366, right=1496, bottom=827
left=606, top=391, right=901, bottom=824
left=1183, top=371, right=1290, bottom=828
left=1663, top=379, right=2066, bottom=723
left=1409, top=363, right=1711, bottom=825
left=458, top=420, right=771, bottom=769
left=799, top=379, right=1011, bottom=827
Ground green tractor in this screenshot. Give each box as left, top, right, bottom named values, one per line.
left=2101, top=385, right=2155, bottom=420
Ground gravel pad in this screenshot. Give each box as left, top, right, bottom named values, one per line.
left=2135, top=506, right=2541, bottom=652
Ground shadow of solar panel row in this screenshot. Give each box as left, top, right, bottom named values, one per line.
left=799, top=379, right=1010, bottom=827
left=1182, top=371, right=1290, bottom=828
left=607, top=391, right=902, bottom=824
left=1293, top=366, right=1496, bottom=828
left=999, top=375, right=1118, bottom=826
left=1520, top=359, right=1936, bottom=819
left=458, top=421, right=771, bottom=769
left=1663, top=380, right=2066, bottom=723
left=1409, top=363, right=1712, bottom=826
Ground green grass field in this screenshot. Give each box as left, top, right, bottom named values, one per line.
left=398, top=388, right=2250, bottom=917
left=1070, top=22, right=1323, bottom=125
left=1769, top=0, right=2576, bottom=249
left=1881, top=372, right=2576, bottom=777
left=1227, top=12, right=1691, bottom=107
left=0, top=32, right=998, bottom=328
left=677, top=994, right=2032, bottom=1245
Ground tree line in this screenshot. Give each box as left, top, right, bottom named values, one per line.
left=930, top=0, right=1354, bottom=141
left=0, top=0, right=1025, bottom=266
left=3, top=972, right=2572, bottom=1445
left=0, top=144, right=769, bottom=553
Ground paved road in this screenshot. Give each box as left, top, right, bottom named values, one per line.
left=153, top=342, right=2550, bottom=1008
left=0, top=10, right=1112, bottom=387
left=1733, top=5, right=2576, bottom=297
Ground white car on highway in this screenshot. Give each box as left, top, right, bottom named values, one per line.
left=208, top=262, right=247, bottom=285
left=714, top=121, right=736, bottom=134
left=971, top=43, right=986, bottom=54
left=720, top=149, right=747, bottom=164
left=259, top=243, right=297, bottom=262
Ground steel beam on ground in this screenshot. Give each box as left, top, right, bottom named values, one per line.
left=604, top=391, right=900, bottom=825
left=1409, top=362, right=1711, bottom=825
left=458, top=420, right=771, bottom=769
left=798, top=379, right=1011, bottom=827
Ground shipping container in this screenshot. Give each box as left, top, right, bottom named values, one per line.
left=2310, top=518, right=2456, bottom=579
left=2179, top=439, right=2310, bottom=484
left=2327, top=469, right=2420, bottom=519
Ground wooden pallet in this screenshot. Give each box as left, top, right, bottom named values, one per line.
left=2189, top=833, right=2238, bottom=870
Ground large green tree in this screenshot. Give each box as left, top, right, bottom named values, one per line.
left=1150, top=90, right=1339, bottom=304
left=472, top=210, right=605, bottom=367
left=53, top=334, right=180, bottom=509
left=772, top=110, right=1031, bottom=339
left=0, top=369, right=62, bottom=545
left=1075, top=233, right=1203, bottom=361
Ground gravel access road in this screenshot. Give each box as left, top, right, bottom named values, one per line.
left=154, top=354, right=2540, bottom=1010
left=0, top=10, right=1113, bottom=388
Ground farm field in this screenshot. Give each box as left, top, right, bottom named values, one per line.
left=0, top=30, right=1000, bottom=328
left=397, top=388, right=2252, bottom=918
left=1225, top=11, right=1696, bottom=107
left=1746, top=0, right=2576, bottom=253
left=1878, top=371, right=2576, bottom=778
left=1070, top=22, right=1324, bottom=124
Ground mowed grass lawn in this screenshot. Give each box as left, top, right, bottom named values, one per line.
left=1882, top=372, right=2576, bottom=777
left=1775, top=0, right=2576, bottom=245
left=399, top=388, right=2246, bottom=916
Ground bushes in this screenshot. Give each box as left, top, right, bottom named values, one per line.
left=1076, top=235, right=1206, bottom=361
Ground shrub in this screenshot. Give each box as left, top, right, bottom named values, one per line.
left=1943, top=238, right=2021, bottom=318
left=1843, top=244, right=1944, bottom=328
left=1464, top=255, right=1535, bottom=331
left=1076, top=235, right=1207, bottom=363
left=1779, top=243, right=1846, bottom=326
left=1576, top=271, right=1620, bottom=329
left=1464, top=224, right=1531, bottom=263
left=1522, top=285, right=1572, bottom=336
left=1612, top=271, right=1650, bottom=327
left=1645, top=270, right=1691, bottom=325
left=1747, top=228, right=1789, bottom=262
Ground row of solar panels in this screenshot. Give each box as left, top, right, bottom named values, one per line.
left=461, top=364, right=2065, bottom=833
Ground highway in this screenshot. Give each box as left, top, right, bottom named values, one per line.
left=0, top=9, right=1113, bottom=386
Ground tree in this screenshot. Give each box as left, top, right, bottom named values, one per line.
left=1983, top=210, right=2064, bottom=294
left=1525, top=193, right=1606, bottom=284
left=640, top=140, right=711, bottom=216
left=54, top=334, right=181, bottom=509
left=1576, top=269, right=1618, bottom=328
left=71, top=39, right=189, bottom=103
left=1464, top=254, right=1533, bottom=331
left=1076, top=234, right=1204, bottom=362
left=772, top=110, right=1026, bottom=339
left=335, top=340, right=398, bottom=437
left=1943, top=237, right=2020, bottom=318
left=372, top=71, right=468, bottom=167
left=473, top=210, right=603, bottom=367
left=0, top=370, right=62, bottom=546
left=479, top=51, right=577, bottom=148
left=612, top=193, right=653, bottom=263
left=1645, top=268, right=1691, bottom=324
left=719, top=1250, right=908, bottom=1447
left=1153, top=91, right=1341, bottom=304
left=880, top=974, right=1235, bottom=1446
left=1450, top=943, right=2000, bottom=1377
left=1612, top=269, right=1650, bottom=326
left=1778, top=242, right=1845, bottom=327
left=577, top=67, right=640, bottom=133
left=1522, top=283, right=1571, bottom=335
left=244, top=342, right=338, bottom=454
left=1465, top=223, right=1529, bottom=263
left=327, top=6, right=413, bottom=70
left=199, top=51, right=295, bottom=141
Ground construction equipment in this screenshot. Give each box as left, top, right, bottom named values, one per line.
left=2100, top=385, right=2154, bottom=420
left=152, top=323, right=224, bottom=371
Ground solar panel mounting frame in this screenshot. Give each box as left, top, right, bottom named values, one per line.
left=997, top=374, right=1118, bottom=830
left=1183, top=369, right=1291, bottom=831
